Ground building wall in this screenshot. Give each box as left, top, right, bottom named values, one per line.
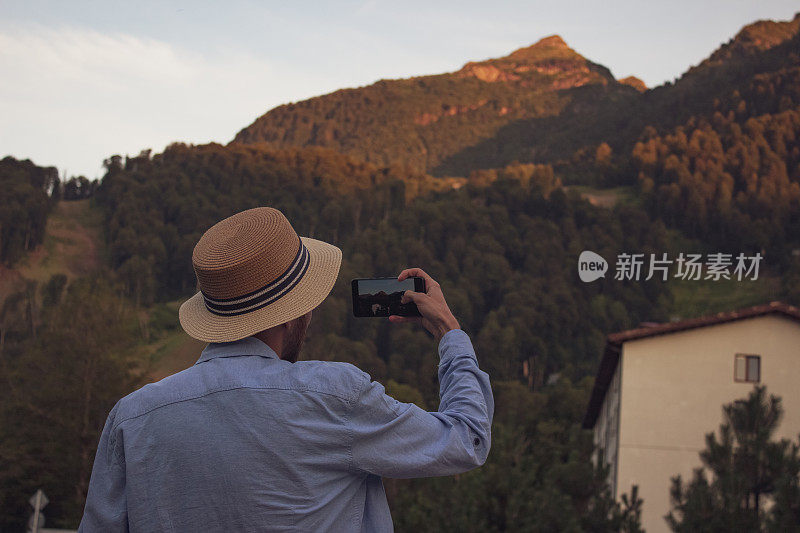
left=593, top=357, right=621, bottom=495
left=615, top=315, right=800, bottom=533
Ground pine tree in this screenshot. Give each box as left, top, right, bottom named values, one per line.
left=666, top=385, right=800, bottom=531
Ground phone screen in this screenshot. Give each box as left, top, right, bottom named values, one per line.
left=352, top=277, right=423, bottom=317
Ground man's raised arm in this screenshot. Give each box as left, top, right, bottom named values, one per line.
left=347, top=268, right=493, bottom=478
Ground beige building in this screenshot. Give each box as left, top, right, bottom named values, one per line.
left=583, top=301, right=800, bottom=533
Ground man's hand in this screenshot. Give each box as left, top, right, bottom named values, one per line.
left=388, top=268, right=460, bottom=341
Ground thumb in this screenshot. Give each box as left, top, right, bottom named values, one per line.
left=401, top=290, right=424, bottom=304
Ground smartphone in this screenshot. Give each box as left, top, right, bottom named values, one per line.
left=352, top=277, right=426, bottom=317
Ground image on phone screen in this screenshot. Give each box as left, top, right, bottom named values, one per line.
left=352, top=277, right=424, bottom=317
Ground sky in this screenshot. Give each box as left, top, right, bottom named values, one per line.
left=1, top=0, right=798, bottom=180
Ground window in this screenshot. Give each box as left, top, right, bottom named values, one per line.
left=734, top=354, right=760, bottom=383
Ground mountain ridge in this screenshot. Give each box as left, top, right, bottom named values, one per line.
left=232, top=12, right=799, bottom=177
left=231, top=32, right=635, bottom=174
left=694, top=12, right=800, bottom=72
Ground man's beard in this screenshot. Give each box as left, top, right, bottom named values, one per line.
left=282, top=312, right=311, bottom=363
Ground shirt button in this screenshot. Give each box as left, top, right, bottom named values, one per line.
left=473, top=437, right=480, bottom=446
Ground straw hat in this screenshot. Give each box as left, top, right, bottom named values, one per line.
left=179, top=207, right=342, bottom=343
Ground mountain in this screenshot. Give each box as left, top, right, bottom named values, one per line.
left=232, top=35, right=639, bottom=175
left=233, top=14, right=800, bottom=179
left=693, top=13, right=800, bottom=71
left=438, top=14, right=800, bottom=178
left=641, top=13, right=800, bottom=125
left=626, top=13, right=800, bottom=263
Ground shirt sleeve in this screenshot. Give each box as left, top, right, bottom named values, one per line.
left=78, top=402, right=129, bottom=533
left=348, top=329, right=494, bottom=479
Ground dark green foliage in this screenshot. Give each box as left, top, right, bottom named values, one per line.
left=94, top=142, right=671, bottom=388
left=606, top=17, right=800, bottom=272
left=387, top=379, right=644, bottom=532
left=666, top=386, right=800, bottom=532
left=62, top=175, right=97, bottom=200
left=0, top=277, right=138, bottom=531
left=769, top=437, right=800, bottom=532
left=632, top=92, right=800, bottom=268
left=0, top=156, right=59, bottom=266
left=94, top=144, right=446, bottom=303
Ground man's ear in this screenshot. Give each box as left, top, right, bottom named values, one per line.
left=283, top=316, right=302, bottom=330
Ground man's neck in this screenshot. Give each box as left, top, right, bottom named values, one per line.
left=252, top=330, right=284, bottom=360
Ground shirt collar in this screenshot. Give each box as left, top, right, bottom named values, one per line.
left=195, top=336, right=280, bottom=365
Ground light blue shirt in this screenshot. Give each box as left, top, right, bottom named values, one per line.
left=79, top=329, right=493, bottom=532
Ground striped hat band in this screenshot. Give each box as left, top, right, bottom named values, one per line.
left=201, top=241, right=310, bottom=317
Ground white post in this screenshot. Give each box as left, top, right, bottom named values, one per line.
left=32, top=490, right=42, bottom=533
left=28, top=489, right=48, bottom=533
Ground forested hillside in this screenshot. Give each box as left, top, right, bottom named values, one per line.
left=234, top=12, right=800, bottom=266
left=95, top=143, right=670, bottom=383
left=630, top=17, right=800, bottom=267
left=233, top=35, right=640, bottom=175
left=95, top=144, right=456, bottom=302
left=234, top=13, right=800, bottom=185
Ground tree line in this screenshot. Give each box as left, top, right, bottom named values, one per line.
left=0, top=156, right=59, bottom=266
left=0, top=156, right=103, bottom=267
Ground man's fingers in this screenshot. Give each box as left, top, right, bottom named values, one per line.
left=425, top=280, right=444, bottom=298
left=398, top=267, right=433, bottom=283
left=397, top=268, right=439, bottom=291
left=388, top=315, right=420, bottom=324
left=401, top=290, right=428, bottom=304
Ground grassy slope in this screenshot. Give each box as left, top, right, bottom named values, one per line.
left=668, top=275, right=783, bottom=321
left=142, top=331, right=205, bottom=382
left=138, top=300, right=206, bottom=383
left=0, top=199, right=102, bottom=299
left=565, top=185, right=640, bottom=208
left=0, top=200, right=205, bottom=383
left=661, top=227, right=784, bottom=321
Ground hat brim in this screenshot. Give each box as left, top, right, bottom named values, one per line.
left=179, top=237, right=342, bottom=343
